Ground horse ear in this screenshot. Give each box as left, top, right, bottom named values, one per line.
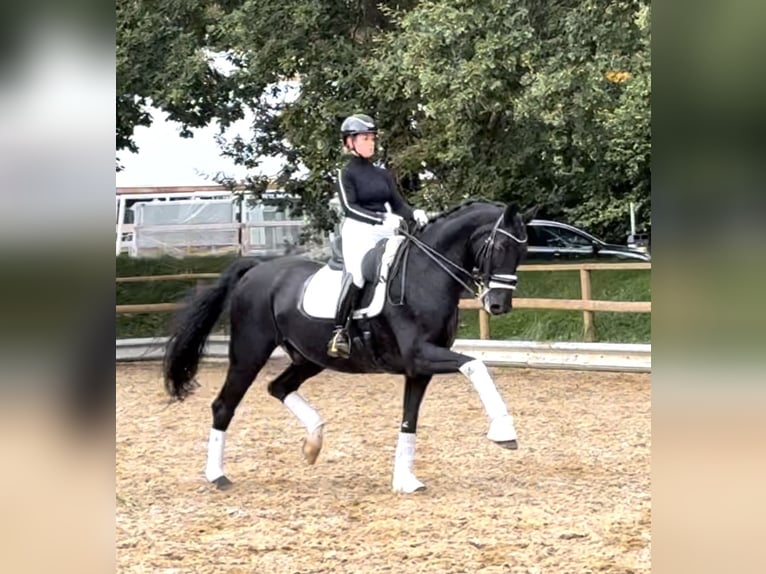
left=502, top=203, right=519, bottom=225
left=521, top=205, right=539, bottom=223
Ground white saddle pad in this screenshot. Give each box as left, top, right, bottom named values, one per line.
left=301, top=235, right=405, bottom=320
left=301, top=265, right=345, bottom=319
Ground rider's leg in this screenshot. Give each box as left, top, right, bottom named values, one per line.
left=328, top=219, right=373, bottom=358
left=327, top=273, right=363, bottom=358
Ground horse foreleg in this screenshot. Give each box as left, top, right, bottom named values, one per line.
left=392, top=375, right=431, bottom=494
left=413, top=343, right=518, bottom=449
left=459, top=359, right=518, bottom=448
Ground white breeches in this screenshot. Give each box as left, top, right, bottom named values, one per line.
left=340, top=218, right=394, bottom=288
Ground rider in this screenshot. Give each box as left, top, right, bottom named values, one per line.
left=327, top=113, right=429, bottom=359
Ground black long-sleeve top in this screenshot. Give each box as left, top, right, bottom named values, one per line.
left=336, top=155, right=414, bottom=225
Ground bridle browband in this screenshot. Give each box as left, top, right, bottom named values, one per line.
left=397, top=212, right=527, bottom=302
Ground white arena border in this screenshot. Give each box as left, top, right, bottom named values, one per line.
left=117, top=336, right=650, bottom=373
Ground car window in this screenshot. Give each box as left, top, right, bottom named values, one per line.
left=536, top=226, right=593, bottom=248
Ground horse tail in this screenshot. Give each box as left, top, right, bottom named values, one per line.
left=163, top=257, right=260, bottom=401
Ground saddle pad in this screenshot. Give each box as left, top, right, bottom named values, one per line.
left=301, top=265, right=344, bottom=319
left=300, top=235, right=406, bottom=320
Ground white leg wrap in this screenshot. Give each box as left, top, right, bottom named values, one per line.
left=459, top=359, right=509, bottom=420
left=392, top=432, right=426, bottom=493
left=205, top=428, right=226, bottom=482
left=283, top=392, right=324, bottom=433
left=459, top=359, right=517, bottom=442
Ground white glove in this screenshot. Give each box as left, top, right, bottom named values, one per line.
left=413, top=209, right=428, bottom=227
left=382, top=212, right=403, bottom=231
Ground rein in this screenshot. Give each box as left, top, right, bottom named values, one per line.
left=397, top=229, right=480, bottom=298
left=393, top=213, right=528, bottom=303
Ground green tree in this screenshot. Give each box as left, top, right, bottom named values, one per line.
left=212, top=0, right=418, bottom=238
left=117, top=0, right=650, bottom=243
left=116, top=0, right=250, bottom=165
left=370, top=0, right=651, bottom=241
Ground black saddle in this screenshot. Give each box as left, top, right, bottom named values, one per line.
left=362, top=241, right=387, bottom=284
left=327, top=235, right=388, bottom=284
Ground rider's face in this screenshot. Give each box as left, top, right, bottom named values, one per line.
left=350, top=133, right=376, bottom=158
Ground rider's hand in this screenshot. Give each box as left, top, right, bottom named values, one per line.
left=382, top=212, right=404, bottom=232
left=413, top=209, right=428, bottom=228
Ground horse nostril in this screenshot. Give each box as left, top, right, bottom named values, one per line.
left=490, top=303, right=502, bottom=314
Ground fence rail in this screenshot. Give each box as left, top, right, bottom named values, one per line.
left=459, top=297, right=651, bottom=313
left=116, top=336, right=650, bottom=372
left=116, top=262, right=650, bottom=340
left=116, top=273, right=221, bottom=283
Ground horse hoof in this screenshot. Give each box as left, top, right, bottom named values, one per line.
left=495, top=439, right=518, bottom=450
left=212, top=475, right=233, bottom=490
left=487, top=415, right=518, bottom=443
left=392, top=473, right=427, bottom=494
left=302, top=425, right=324, bottom=465
left=393, top=483, right=427, bottom=494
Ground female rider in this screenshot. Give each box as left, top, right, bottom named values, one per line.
left=327, top=113, right=428, bottom=358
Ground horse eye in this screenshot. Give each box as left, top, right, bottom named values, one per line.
left=494, top=241, right=509, bottom=255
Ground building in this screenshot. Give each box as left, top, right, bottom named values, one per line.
left=116, top=185, right=307, bottom=257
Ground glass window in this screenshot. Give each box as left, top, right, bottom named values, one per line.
left=535, top=226, right=593, bottom=248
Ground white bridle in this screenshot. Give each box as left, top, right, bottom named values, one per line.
left=477, top=216, right=526, bottom=306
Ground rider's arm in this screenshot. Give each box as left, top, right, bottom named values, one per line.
left=384, top=170, right=414, bottom=220
left=337, top=168, right=384, bottom=225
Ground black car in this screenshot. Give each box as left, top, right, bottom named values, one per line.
left=525, top=219, right=651, bottom=262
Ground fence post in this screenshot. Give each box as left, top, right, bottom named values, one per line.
left=479, top=309, right=490, bottom=340
left=579, top=268, right=596, bottom=341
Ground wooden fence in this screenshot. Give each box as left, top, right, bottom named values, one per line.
left=116, top=262, right=650, bottom=341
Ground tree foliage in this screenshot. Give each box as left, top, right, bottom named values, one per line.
left=116, top=0, right=251, bottom=163
left=117, top=0, right=651, bottom=242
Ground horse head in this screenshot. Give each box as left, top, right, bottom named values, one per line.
left=474, top=203, right=538, bottom=315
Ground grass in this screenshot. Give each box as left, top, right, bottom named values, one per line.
left=116, top=256, right=650, bottom=343
left=457, top=268, right=650, bottom=342
left=116, top=254, right=237, bottom=339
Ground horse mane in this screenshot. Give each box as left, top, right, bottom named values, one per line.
left=427, top=198, right=504, bottom=225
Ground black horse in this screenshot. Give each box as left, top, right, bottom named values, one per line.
left=164, top=200, right=535, bottom=493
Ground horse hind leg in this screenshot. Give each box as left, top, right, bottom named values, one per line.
left=267, top=361, right=325, bottom=464
left=206, top=339, right=276, bottom=490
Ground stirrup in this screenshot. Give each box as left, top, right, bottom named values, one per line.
left=327, top=329, right=350, bottom=359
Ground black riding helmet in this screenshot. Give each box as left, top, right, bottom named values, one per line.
left=341, top=113, right=378, bottom=140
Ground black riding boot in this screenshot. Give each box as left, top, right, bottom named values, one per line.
left=327, top=275, right=361, bottom=359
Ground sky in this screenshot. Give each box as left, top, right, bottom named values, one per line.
left=116, top=79, right=300, bottom=188
left=116, top=110, right=266, bottom=188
